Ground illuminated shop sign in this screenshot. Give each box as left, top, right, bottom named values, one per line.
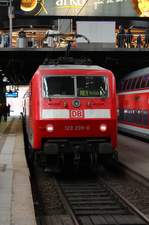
left=56, top=0, right=86, bottom=8
left=14, top=0, right=149, bottom=17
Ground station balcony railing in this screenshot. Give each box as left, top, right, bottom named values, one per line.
left=116, top=33, right=149, bottom=48
left=0, top=32, right=149, bottom=49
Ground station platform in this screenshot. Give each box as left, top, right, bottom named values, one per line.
left=117, top=134, right=149, bottom=181
left=0, top=117, right=36, bottom=225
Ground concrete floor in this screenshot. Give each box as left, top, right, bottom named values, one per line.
left=0, top=117, right=36, bottom=225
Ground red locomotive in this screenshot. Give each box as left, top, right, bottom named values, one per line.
left=23, top=63, right=117, bottom=170
left=117, top=66, right=149, bottom=140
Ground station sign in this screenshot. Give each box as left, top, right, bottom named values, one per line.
left=5, top=91, right=18, bottom=98
left=13, top=0, right=149, bottom=17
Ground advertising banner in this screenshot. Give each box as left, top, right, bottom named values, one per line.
left=14, top=0, right=149, bottom=17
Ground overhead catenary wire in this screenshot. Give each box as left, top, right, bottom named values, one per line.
left=76, top=0, right=89, bottom=16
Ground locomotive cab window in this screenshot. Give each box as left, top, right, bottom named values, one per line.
left=43, top=75, right=108, bottom=98
left=43, top=76, right=75, bottom=97
left=77, top=76, right=108, bottom=97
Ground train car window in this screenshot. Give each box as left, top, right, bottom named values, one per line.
left=135, top=77, right=142, bottom=89
left=123, top=80, right=128, bottom=91
left=43, top=76, right=75, bottom=97
left=77, top=76, right=108, bottom=97
left=131, top=78, right=137, bottom=90
left=140, top=76, right=147, bottom=88
left=144, top=75, right=149, bottom=87
left=118, top=108, right=149, bottom=125
left=126, top=79, right=133, bottom=90
left=146, top=78, right=149, bottom=87
left=118, top=108, right=124, bottom=121
left=142, top=110, right=149, bottom=125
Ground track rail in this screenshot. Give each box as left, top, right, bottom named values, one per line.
left=57, top=177, right=149, bottom=225
left=100, top=161, right=149, bottom=218
left=100, top=177, right=149, bottom=224
left=118, top=161, right=149, bottom=188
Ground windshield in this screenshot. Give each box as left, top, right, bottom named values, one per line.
left=43, top=75, right=108, bottom=98
left=43, top=76, right=74, bottom=96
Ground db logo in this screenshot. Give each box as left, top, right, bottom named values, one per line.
left=70, top=110, right=84, bottom=118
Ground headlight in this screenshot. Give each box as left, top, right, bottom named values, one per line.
left=46, top=124, right=54, bottom=132
left=99, top=124, right=107, bottom=132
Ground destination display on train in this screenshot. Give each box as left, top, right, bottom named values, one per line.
left=14, top=0, right=149, bottom=17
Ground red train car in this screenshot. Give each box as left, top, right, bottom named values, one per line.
left=117, top=67, right=149, bottom=140
left=23, top=64, right=117, bottom=169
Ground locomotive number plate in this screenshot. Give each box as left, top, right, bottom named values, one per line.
left=64, top=125, right=90, bottom=131
left=70, top=110, right=84, bottom=118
